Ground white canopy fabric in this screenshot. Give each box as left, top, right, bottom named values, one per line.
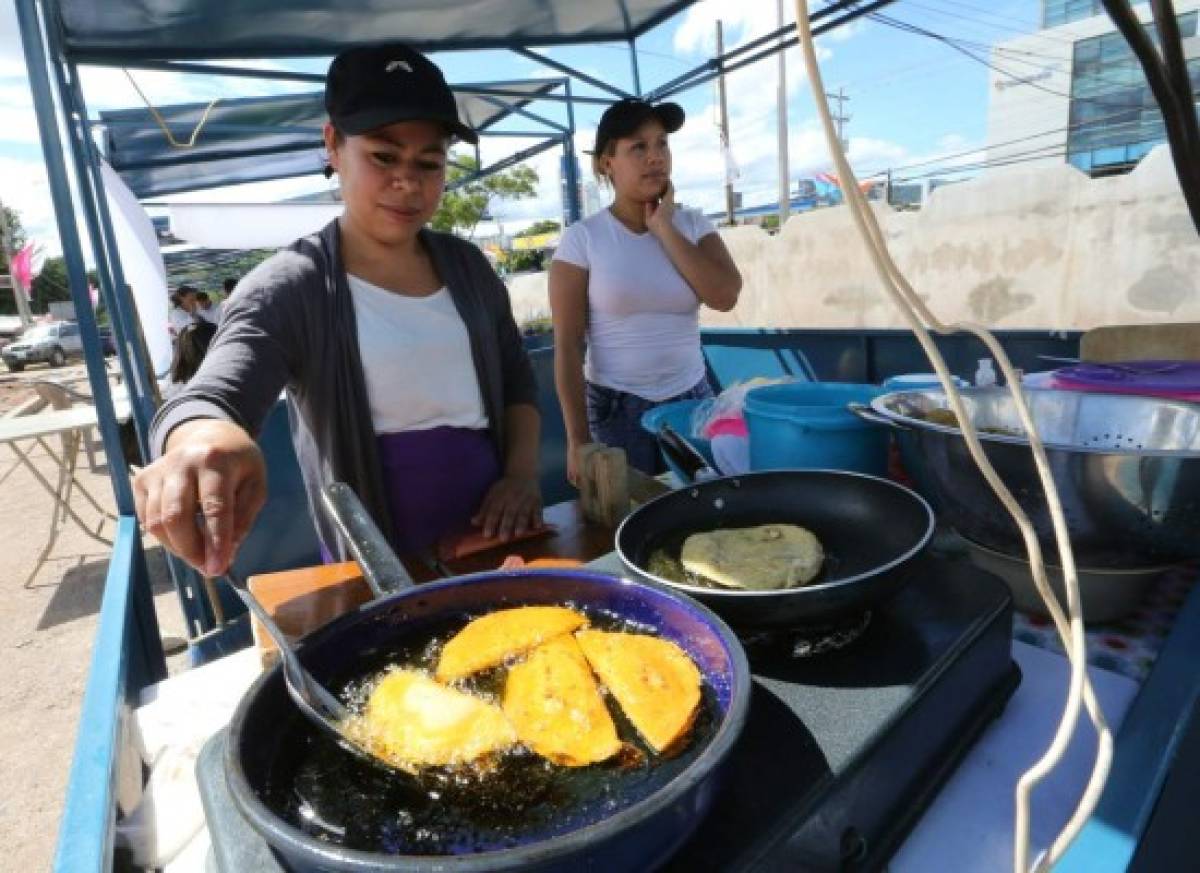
left=101, top=161, right=172, bottom=376
left=168, top=203, right=343, bottom=249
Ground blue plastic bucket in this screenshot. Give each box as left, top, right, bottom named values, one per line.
left=881, top=373, right=968, bottom=392
left=743, top=382, right=887, bottom=475
left=640, top=399, right=715, bottom=479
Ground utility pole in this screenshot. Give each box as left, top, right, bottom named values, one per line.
left=776, top=0, right=790, bottom=229
left=716, top=20, right=735, bottom=226
left=0, top=198, right=34, bottom=328
left=825, top=87, right=851, bottom=153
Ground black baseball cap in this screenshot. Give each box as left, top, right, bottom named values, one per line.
left=325, top=43, right=478, bottom=144
left=593, top=98, right=685, bottom=155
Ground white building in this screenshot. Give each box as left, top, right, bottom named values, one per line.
left=987, top=0, right=1199, bottom=175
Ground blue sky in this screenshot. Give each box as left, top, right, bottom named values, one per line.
left=0, top=0, right=1047, bottom=256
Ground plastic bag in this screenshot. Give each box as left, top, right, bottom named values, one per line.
left=691, top=378, right=797, bottom=475
left=690, top=377, right=797, bottom=440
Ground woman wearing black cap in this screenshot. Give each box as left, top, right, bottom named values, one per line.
left=134, top=44, right=542, bottom=576
left=550, top=98, right=742, bottom=481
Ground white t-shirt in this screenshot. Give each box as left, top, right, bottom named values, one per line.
left=196, top=302, right=223, bottom=325
left=168, top=307, right=196, bottom=336
left=553, top=207, right=716, bottom=400
left=348, top=275, right=488, bottom=434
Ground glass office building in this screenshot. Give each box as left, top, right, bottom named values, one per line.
left=1055, top=6, right=1200, bottom=174
left=1044, top=0, right=1109, bottom=28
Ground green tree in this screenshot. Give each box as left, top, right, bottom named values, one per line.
left=27, top=256, right=97, bottom=315
left=431, top=156, right=539, bottom=239
left=0, top=206, right=28, bottom=316
left=30, top=257, right=73, bottom=314
left=514, top=219, right=561, bottom=238
left=1, top=205, right=26, bottom=270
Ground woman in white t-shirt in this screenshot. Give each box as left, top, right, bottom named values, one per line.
left=550, top=98, right=742, bottom=480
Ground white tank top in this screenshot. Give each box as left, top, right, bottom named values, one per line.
left=347, top=274, right=488, bottom=434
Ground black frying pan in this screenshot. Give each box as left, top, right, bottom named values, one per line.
left=615, top=426, right=935, bottom=631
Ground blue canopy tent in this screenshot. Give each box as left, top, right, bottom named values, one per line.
left=97, top=79, right=570, bottom=199
left=56, top=4, right=1192, bottom=873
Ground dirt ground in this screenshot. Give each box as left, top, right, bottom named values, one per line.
left=0, top=363, right=188, bottom=872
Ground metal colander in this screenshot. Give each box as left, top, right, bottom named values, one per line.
left=879, top=388, right=1200, bottom=455
left=863, top=388, right=1200, bottom=568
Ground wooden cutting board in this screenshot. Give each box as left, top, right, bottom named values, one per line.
left=248, top=561, right=372, bottom=668
left=1080, top=322, right=1200, bottom=362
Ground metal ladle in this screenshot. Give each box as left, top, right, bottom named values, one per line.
left=224, top=574, right=375, bottom=763
left=224, top=482, right=417, bottom=771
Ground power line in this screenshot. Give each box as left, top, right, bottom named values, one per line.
left=866, top=12, right=1077, bottom=100
left=917, top=0, right=1044, bottom=32
left=857, top=98, right=1182, bottom=180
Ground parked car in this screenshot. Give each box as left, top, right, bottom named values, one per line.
left=2, top=321, right=84, bottom=371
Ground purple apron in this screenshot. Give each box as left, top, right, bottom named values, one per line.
left=321, top=426, right=500, bottom=562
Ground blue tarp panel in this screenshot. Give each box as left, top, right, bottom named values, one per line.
left=100, top=81, right=560, bottom=198
left=59, top=0, right=699, bottom=60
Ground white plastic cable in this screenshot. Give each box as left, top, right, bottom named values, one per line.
left=790, top=3, right=1112, bottom=870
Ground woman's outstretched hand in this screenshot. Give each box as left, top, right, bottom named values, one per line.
left=133, top=419, right=267, bottom=576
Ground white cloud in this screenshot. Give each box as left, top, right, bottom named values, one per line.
left=0, top=1, right=27, bottom=79
left=0, top=153, right=59, bottom=254
left=675, top=0, right=793, bottom=56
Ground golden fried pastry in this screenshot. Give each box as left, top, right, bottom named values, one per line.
left=353, top=669, right=516, bottom=771
left=502, top=635, right=622, bottom=767
left=576, top=630, right=701, bottom=754
left=435, top=606, right=588, bottom=683
left=680, top=524, right=823, bottom=590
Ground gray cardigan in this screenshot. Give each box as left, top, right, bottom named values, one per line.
left=151, top=219, right=538, bottom=559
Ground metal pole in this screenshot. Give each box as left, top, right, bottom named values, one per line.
left=717, top=21, right=735, bottom=225
left=825, top=86, right=851, bottom=152
left=629, top=38, right=642, bottom=96
left=776, top=0, right=790, bottom=229
left=63, top=62, right=155, bottom=458
left=564, top=78, right=581, bottom=224
left=15, top=0, right=135, bottom=513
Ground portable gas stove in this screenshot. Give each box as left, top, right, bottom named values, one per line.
left=197, top=554, right=1017, bottom=873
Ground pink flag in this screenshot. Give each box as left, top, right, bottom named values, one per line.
left=89, top=284, right=99, bottom=307
left=9, top=243, right=35, bottom=297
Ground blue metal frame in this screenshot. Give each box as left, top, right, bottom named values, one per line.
left=51, top=518, right=164, bottom=873
left=16, top=0, right=137, bottom=515
left=26, top=0, right=1198, bottom=870
left=1057, top=581, right=1200, bottom=871
left=61, top=63, right=157, bottom=450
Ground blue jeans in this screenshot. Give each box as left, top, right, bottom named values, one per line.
left=586, top=378, right=714, bottom=475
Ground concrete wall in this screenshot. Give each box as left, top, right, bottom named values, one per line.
left=506, top=146, right=1200, bottom=331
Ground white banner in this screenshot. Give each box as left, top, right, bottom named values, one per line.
left=101, top=161, right=172, bottom=376
left=168, top=203, right=343, bottom=250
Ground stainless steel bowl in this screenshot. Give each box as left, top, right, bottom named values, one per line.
left=962, top=536, right=1170, bottom=623
left=855, top=388, right=1200, bottom=569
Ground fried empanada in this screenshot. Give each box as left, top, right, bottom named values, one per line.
left=353, top=669, right=516, bottom=771
left=576, top=630, right=701, bottom=754
left=502, top=635, right=622, bottom=767
left=435, top=606, right=588, bottom=683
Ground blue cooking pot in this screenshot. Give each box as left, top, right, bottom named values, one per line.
left=225, top=568, right=751, bottom=872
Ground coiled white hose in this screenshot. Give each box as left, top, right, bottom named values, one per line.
left=790, top=3, right=1112, bottom=870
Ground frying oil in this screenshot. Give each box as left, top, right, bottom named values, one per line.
left=262, top=607, right=719, bottom=855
